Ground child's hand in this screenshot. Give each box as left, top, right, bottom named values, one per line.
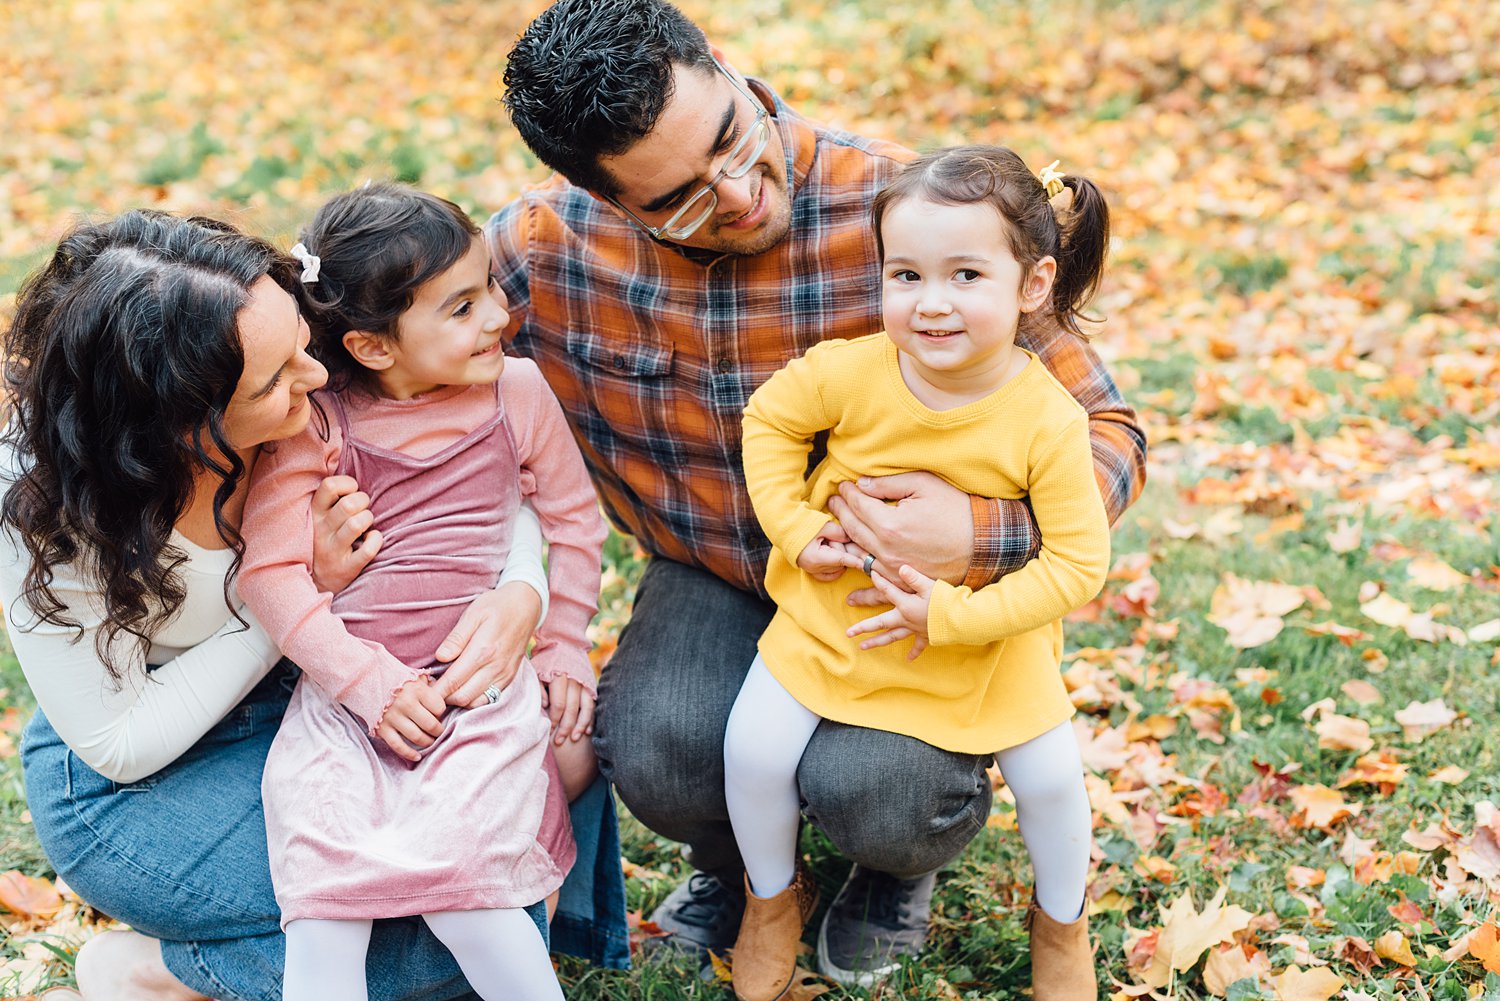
left=846, top=565, right=936, bottom=661
left=541, top=675, right=595, bottom=746
left=374, top=677, right=448, bottom=762
left=796, top=522, right=866, bottom=582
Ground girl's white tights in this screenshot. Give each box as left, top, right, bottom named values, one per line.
left=724, top=655, right=823, bottom=898
left=282, top=908, right=563, bottom=1001
left=724, top=655, right=1092, bottom=922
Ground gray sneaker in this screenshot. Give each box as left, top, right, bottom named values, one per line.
left=641, top=870, right=746, bottom=965
left=816, top=865, right=936, bottom=986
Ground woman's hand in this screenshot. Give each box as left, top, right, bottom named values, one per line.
left=827, top=472, right=972, bottom=605
left=541, top=675, right=595, bottom=745
left=309, top=475, right=382, bottom=594
left=432, top=582, right=544, bottom=708
left=374, top=677, right=448, bottom=762
left=846, top=565, right=935, bottom=660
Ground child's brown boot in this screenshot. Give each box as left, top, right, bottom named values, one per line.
left=1026, top=895, right=1097, bottom=1000
left=731, top=866, right=820, bottom=1001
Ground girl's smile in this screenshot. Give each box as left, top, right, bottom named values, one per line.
left=880, top=196, right=1054, bottom=407
left=355, top=237, right=511, bottom=401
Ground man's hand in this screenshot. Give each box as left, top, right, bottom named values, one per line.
left=433, top=582, right=544, bottom=708
left=310, top=475, right=382, bottom=594
left=541, top=675, right=595, bottom=746
left=846, top=565, right=934, bottom=660
left=795, top=521, right=867, bottom=582
left=827, top=472, right=972, bottom=605
left=374, top=677, right=448, bottom=762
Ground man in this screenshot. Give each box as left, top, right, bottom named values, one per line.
left=488, top=0, right=1146, bottom=984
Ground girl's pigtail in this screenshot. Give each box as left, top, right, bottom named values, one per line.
left=1051, top=175, right=1109, bottom=338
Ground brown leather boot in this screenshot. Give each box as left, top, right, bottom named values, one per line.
left=1026, top=895, right=1097, bottom=1000
left=731, top=867, right=820, bottom=1001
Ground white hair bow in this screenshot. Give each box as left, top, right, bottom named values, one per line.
left=289, top=243, right=321, bottom=284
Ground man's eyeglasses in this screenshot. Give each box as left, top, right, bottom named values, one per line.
left=607, top=62, right=771, bottom=242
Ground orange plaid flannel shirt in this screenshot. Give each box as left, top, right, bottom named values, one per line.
left=488, top=82, right=1146, bottom=597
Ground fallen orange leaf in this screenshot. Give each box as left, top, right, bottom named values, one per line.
left=1470, top=921, right=1500, bottom=973
left=0, top=871, right=63, bottom=919
left=1289, top=785, right=1361, bottom=831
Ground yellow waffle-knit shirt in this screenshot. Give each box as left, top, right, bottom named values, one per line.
left=742, top=334, right=1110, bottom=753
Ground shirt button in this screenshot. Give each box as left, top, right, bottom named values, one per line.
left=715, top=358, right=732, bottom=374
left=613, top=355, right=626, bottom=370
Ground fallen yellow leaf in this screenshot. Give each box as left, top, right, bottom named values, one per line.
left=1315, top=713, right=1373, bottom=753
left=1142, top=886, right=1254, bottom=988
left=1202, top=943, right=1270, bottom=995
left=1272, top=964, right=1346, bottom=1001
left=1407, top=556, right=1469, bottom=591
left=1373, top=929, right=1417, bottom=967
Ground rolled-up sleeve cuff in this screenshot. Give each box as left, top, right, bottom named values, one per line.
left=963, top=496, right=1042, bottom=590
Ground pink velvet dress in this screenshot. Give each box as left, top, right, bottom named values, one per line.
left=240, top=367, right=604, bottom=925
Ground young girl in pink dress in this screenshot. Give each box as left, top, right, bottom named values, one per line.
left=237, top=183, right=606, bottom=1001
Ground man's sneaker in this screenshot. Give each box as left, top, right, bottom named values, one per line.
left=641, top=870, right=746, bottom=965
left=816, top=865, right=935, bottom=986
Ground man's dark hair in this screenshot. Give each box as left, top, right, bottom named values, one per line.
left=503, top=0, right=717, bottom=198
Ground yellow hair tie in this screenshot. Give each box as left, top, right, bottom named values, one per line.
left=1037, top=160, right=1067, bottom=199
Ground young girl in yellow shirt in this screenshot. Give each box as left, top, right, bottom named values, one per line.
left=727, top=145, right=1114, bottom=1001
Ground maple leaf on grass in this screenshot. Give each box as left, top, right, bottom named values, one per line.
left=1201, top=943, right=1270, bottom=995
left=1288, top=784, right=1361, bottom=831
left=1207, top=574, right=1307, bottom=649
left=1140, top=885, right=1254, bottom=988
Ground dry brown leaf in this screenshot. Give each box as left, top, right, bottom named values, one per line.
left=1429, top=765, right=1468, bottom=784
left=1470, top=619, right=1500, bottom=643
left=1272, top=965, right=1346, bottom=1001
left=1339, top=679, right=1381, bottom=705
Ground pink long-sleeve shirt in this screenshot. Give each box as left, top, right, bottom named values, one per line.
left=238, top=359, right=606, bottom=732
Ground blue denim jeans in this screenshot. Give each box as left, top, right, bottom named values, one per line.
left=22, top=659, right=625, bottom=1000
left=594, top=558, right=995, bottom=881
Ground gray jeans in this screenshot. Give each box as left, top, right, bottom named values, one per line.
left=593, top=558, right=993, bottom=880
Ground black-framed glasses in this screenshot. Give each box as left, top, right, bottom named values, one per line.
left=607, top=61, right=771, bottom=241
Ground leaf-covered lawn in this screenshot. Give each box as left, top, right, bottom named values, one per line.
left=2, top=0, right=1498, bottom=997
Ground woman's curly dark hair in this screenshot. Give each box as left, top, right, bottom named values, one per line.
left=1, top=210, right=304, bottom=680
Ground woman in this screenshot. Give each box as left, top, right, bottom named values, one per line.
left=0, top=210, right=558, bottom=1000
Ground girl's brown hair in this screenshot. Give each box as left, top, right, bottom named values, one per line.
left=872, top=145, right=1109, bottom=338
